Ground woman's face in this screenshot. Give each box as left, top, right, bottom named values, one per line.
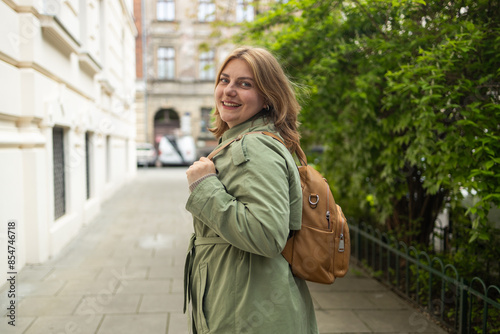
left=215, top=58, right=266, bottom=128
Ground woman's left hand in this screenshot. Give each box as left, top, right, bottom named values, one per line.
left=186, top=157, right=216, bottom=184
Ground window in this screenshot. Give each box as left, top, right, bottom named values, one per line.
left=158, top=47, right=175, bottom=79
left=199, top=50, right=215, bottom=81
left=106, top=135, right=111, bottom=182
left=236, top=0, right=254, bottom=22
left=85, top=132, right=92, bottom=199
left=200, top=107, right=212, bottom=133
left=125, top=139, right=129, bottom=172
left=53, top=127, right=66, bottom=220
left=198, top=0, right=215, bottom=22
left=157, top=0, right=175, bottom=21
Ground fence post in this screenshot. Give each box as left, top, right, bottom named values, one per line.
left=459, top=278, right=469, bottom=333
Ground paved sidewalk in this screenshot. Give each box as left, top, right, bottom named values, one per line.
left=1, top=168, right=447, bottom=334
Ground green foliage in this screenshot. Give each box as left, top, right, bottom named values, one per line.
left=445, top=205, right=500, bottom=287
left=348, top=267, right=365, bottom=277
left=237, top=0, right=500, bottom=245
left=408, top=263, right=430, bottom=304
left=484, top=303, right=500, bottom=334
left=372, top=269, right=384, bottom=279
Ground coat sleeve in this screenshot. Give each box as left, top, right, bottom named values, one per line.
left=185, top=136, right=294, bottom=258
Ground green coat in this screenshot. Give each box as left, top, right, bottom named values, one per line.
left=184, top=113, right=318, bottom=334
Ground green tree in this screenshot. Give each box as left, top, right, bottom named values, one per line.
left=236, top=0, right=500, bottom=245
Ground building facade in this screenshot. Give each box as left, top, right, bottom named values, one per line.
left=134, top=0, right=280, bottom=156
left=0, top=0, right=137, bottom=280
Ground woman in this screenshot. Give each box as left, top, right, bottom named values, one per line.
left=184, top=46, right=318, bottom=333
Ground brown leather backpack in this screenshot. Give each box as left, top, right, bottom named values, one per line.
left=282, top=155, right=350, bottom=284
left=208, top=131, right=350, bottom=284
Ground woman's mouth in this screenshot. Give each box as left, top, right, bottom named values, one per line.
left=222, top=101, right=242, bottom=107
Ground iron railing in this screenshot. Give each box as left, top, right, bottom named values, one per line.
left=350, top=222, right=500, bottom=333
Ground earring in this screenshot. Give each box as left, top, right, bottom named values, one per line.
left=265, top=105, right=270, bottom=111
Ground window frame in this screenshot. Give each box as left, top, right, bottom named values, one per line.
left=157, top=47, right=176, bottom=80
left=197, top=0, right=216, bottom=22
left=157, top=0, right=175, bottom=21
left=199, top=49, right=215, bottom=81
left=236, top=0, right=255, bottom=22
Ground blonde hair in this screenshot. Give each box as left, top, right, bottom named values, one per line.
left=210, top=46, right=304, bottom=161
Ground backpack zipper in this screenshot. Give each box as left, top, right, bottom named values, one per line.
left=338, top=215, right=345, bottom=253
left=325, top=179, right=331, bottom=230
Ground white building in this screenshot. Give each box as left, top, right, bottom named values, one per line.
left=0, top=0, right=137, bottom=284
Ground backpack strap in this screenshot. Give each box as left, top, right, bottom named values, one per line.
left=207, top=130, right=307, bottom=166
left=258, top=132, right=308, bottom=166
left=259, top=132, right=307, bottom=166
left=206, top=138, right=237, bottom=160
left=207, top=131, right=286, bottom=160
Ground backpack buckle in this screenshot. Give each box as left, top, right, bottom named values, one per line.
left=309, top=194, right=319, bottom=208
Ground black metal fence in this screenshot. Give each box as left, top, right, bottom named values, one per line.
left=350, top=223, right=500, bottom=333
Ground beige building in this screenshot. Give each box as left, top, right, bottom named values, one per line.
left=0, top=0, right=137, bottom=283
left=134, top=0, right=281, bottom=157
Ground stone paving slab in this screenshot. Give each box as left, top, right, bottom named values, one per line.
left=0, top=317, right=35, bottom=334
left=74, top=294, right=142, bottom=315
left=0, top=168, right=448, bottom=333
left=24, top=315, right=102, bottom=334
left=168, top=312, right=190, bottom=333
left=17, top=296, right=81, bottom=316
left=359, top=309, right=443, bottom=333
left=97, top=314, right=168, bottom=334
left=16, top=279, right=66, bottom=298
left=16, top=266, right=54, bottom=282
left=309, top=275, right=387, bottom=292
left=140, top=293, right=184, bottom=313
left=316, top=309, right=372, bottom=333
left=96, top=266, right=149, bottom=281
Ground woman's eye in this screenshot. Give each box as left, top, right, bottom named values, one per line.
left=240, top=81, right=252, bottom=88
left=219, top=78, right=229, bottom=84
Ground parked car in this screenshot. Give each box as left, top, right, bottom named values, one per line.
left=136, top=142, right=157, bottom=167
left=158, top=135, right=196, bottom=166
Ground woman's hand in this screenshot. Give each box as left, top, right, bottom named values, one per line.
left=186, top=157, right=216, bottom=185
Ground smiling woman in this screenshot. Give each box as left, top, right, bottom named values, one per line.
left=182, top=47, right=318, bottom=334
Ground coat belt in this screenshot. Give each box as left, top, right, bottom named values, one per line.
left=183, top=234, right=229, bottom=313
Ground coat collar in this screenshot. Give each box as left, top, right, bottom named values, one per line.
left=220, top=111, right=272, bottom=142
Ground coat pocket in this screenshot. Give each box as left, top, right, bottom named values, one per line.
left=197, top=263, right=210, bottom=334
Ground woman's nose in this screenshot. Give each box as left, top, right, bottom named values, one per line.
left=224, top=83, right=237, bottom=96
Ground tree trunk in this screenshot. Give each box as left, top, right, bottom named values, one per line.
left=387, top=167, right=447, bottom=246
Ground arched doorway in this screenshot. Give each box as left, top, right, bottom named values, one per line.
left=153, top=108, right=180, bottom=149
